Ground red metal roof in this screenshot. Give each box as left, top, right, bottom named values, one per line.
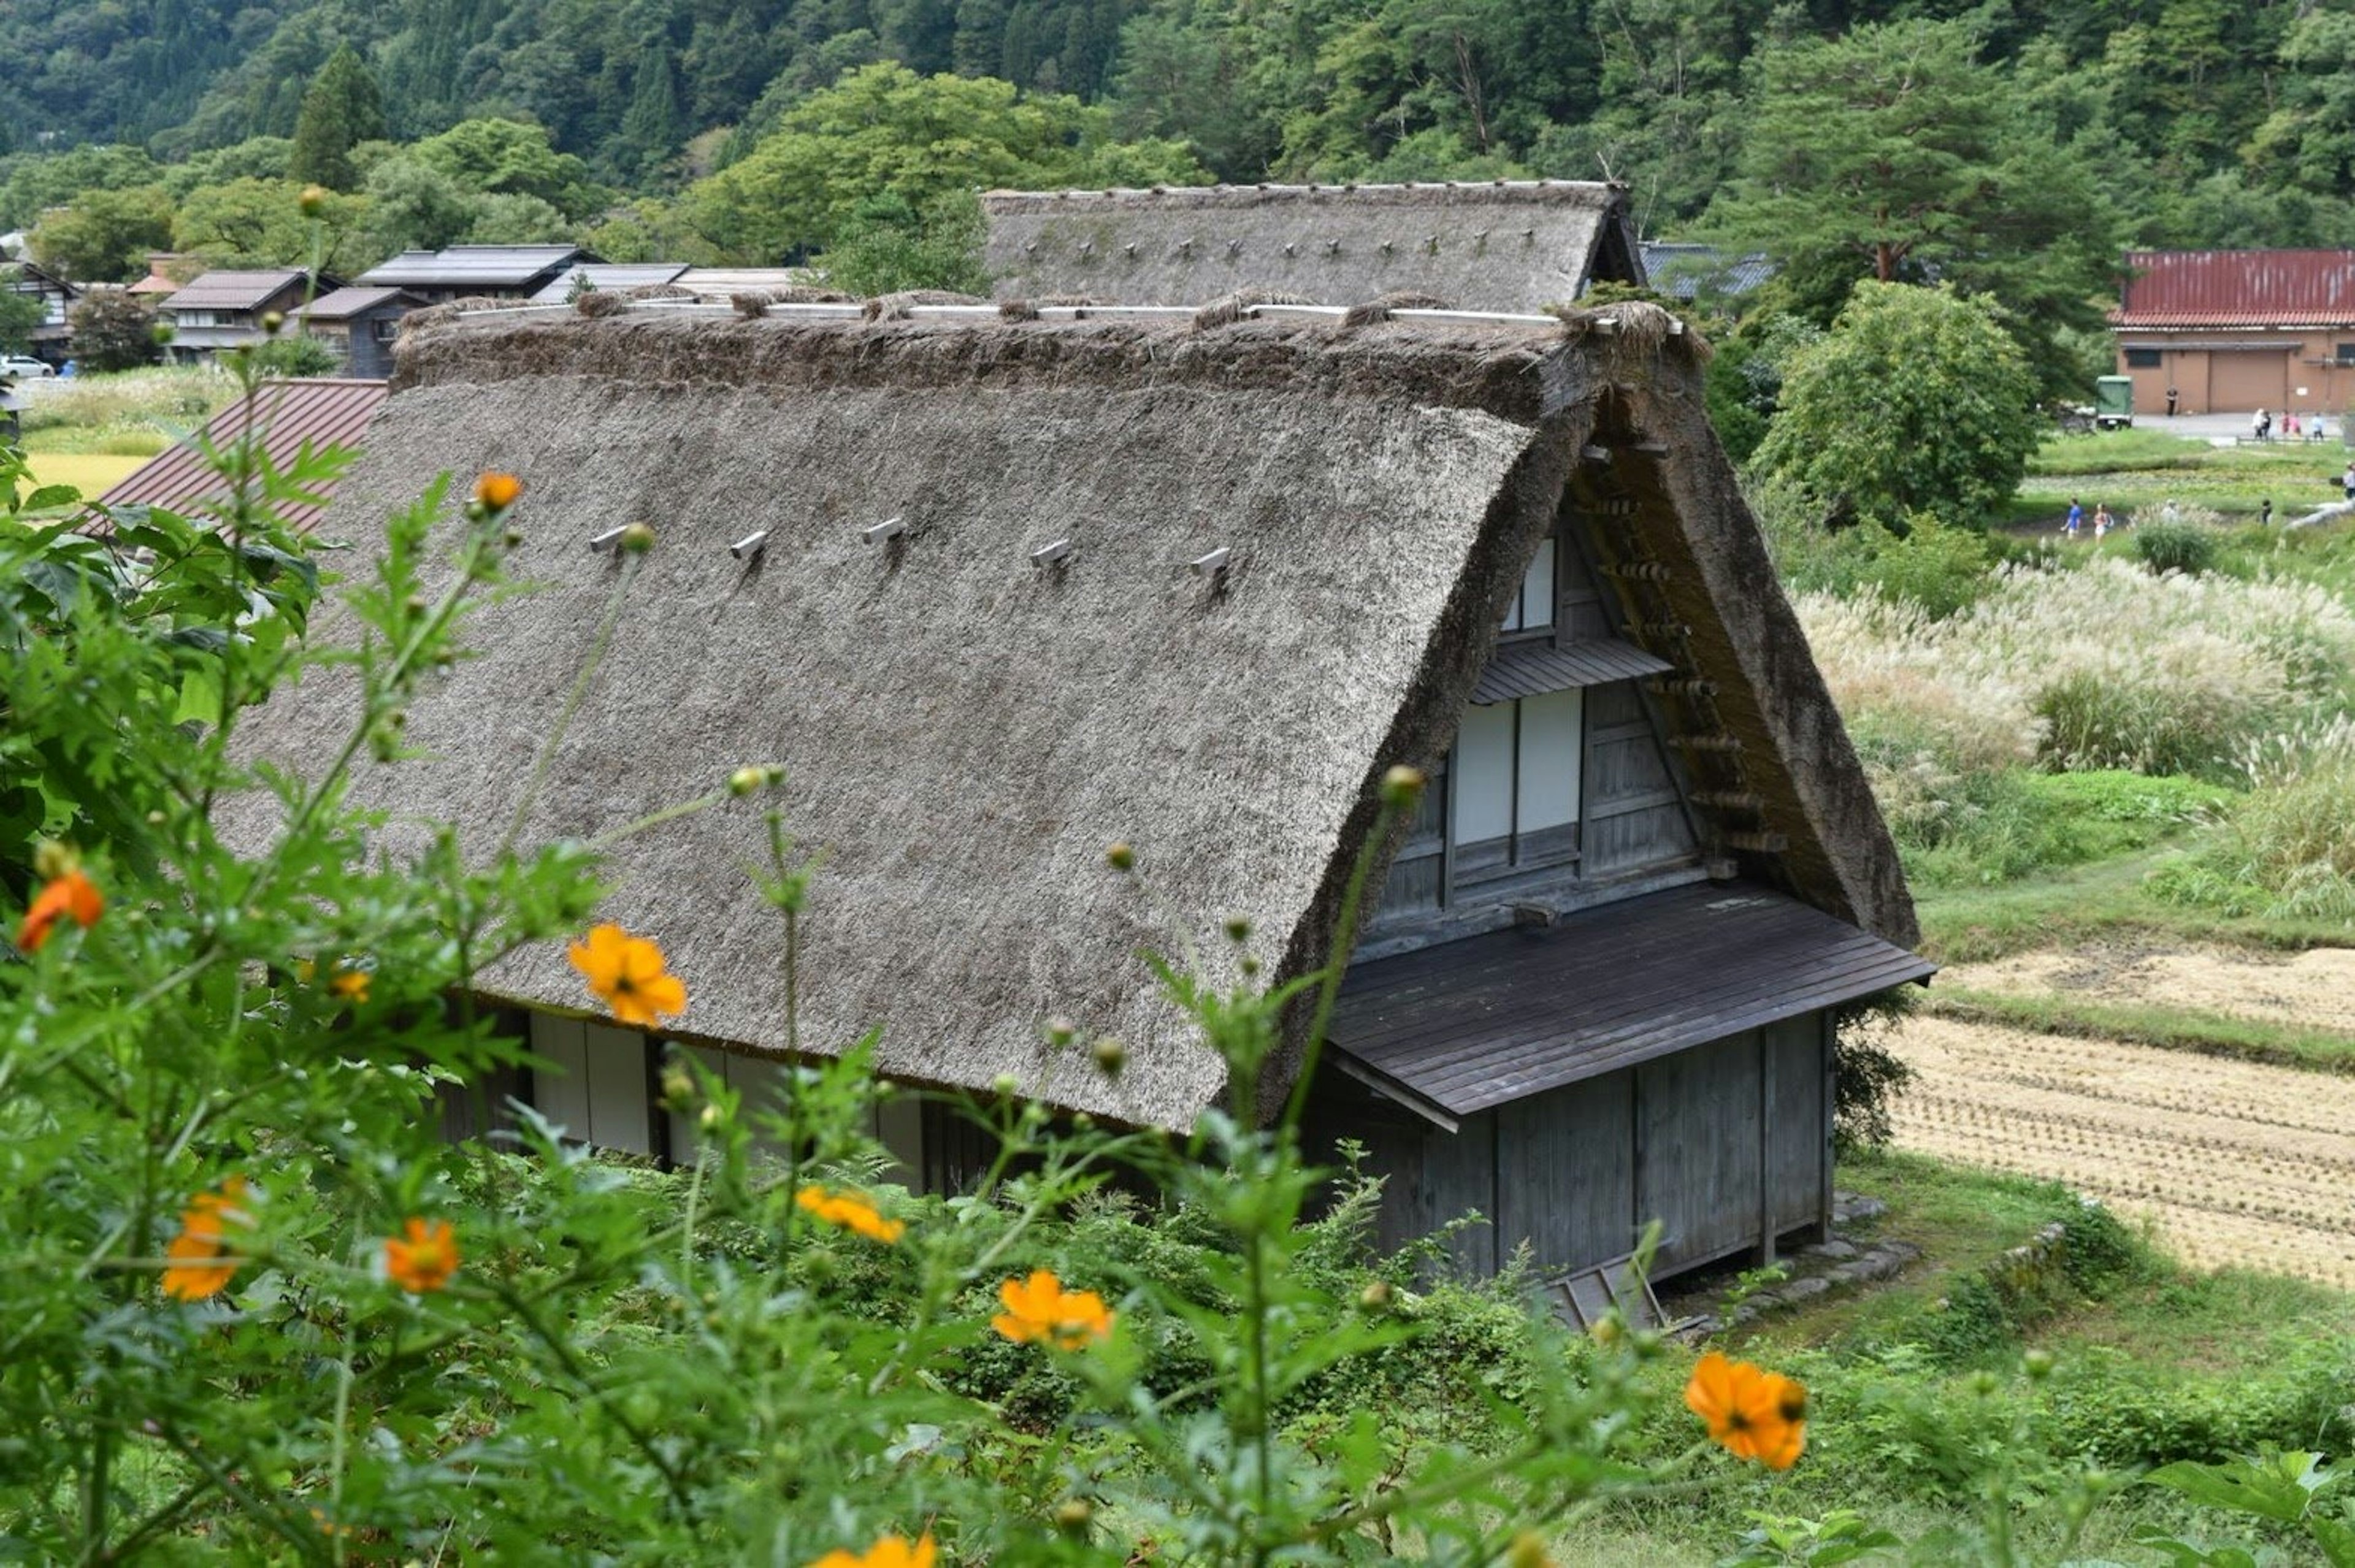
left=94, top=378, right=390, bottom=534
left=2114, top=249, right=2355, bottom=327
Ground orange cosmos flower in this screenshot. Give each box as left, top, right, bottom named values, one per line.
left=1684, top=1350, right=1807, bottom=1470
left=992, top=1269, right=1115, bottom=1349
left=566, top=924, right=686, bottom=1028
left=473, top=472, right=523, bottom=511
left=329, top=966, right=370, bottom=1003
left=17, top=868, right=103, bottom=952
left=163, top=1177, right=251, bottom=1301
left=795, top=1185, right=906, bottom=1244
left=384, top=1218, right=460, bottom=1293
left=807, top=1531, right=936, bottom=1568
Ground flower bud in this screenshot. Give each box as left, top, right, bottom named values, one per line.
left=1105, top=841, right=1135, bottom=872
left=502, top=528, right=524, bottom=548
left=1044, top=1016, right=1076, bottom=1049
left=990, top=1073, right=1020, bottom=1098
left=1053, top=1499, right=1093, bottom=1535
left=1969, top=1369, right=2001, bottom=1397
left=1092, top=1037, right=1126, bottom=1077
left=619, top=521, right=656, bottom=554
left=1380, top=765, right=1426, bottom=809
left=2023, top=1348, right=2055, bottom=1381
left=661, top=1066, right=695, bottom=1107
left=1507, top=1531, right=1553, bottom=1568
left=31, top=840, right=76, bottom=879
left=728, top=767, right=767, bottom=797
left=699, top=1103, right=722, bottom=1130
left=1223, top=915, right=1251, bottom=943
left=298, top=184, right=329, bottom=218
left=1358, top=1279, right=1392, bottom=1310
left=260, top=310, right=285, bottom=335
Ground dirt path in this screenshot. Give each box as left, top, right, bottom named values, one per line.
left=1890, top=1014, right=2355, bottom=1288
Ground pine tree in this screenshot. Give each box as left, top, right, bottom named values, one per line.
left=289, top=45, right=388, bottom=191
left=619, top=44, right=683, bottom=181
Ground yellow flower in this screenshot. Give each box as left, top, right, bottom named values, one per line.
left=566, top=923, right=686, bottom=1028
left=384, top=1218, right=461, bottom=1294
left=795, top=1185, right=906, bottom=1244
left=329, top=965, right=370, bottom=1003
left=1684, top=1350, right=1807, bottom=1470
left=806, top=1531, right=936, bottom=1568
left=473, top=472, right=523, bottom=511
left=991, top=1269, right=1115, bottom=1349
left=17, top=868, right=103, bottom=952
left=163, top=1177, right=251, bottom=1302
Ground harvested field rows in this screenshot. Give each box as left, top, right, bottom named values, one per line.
left=1941, top=943, right=2355, bottom=1033
left=1891, top=1016, right=2355, bottom=1288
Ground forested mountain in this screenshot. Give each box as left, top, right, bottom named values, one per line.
left=1, top=0, right=2344, bottom=242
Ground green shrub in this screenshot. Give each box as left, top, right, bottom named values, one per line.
left=2134, top=518, right=2219, bottom=576
left=2153, top=718, right=2355, bottom=920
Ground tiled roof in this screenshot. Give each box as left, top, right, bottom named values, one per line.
left=299, top=286, right=423, bottom=321
left=96, top=378, right=389, bottom=534
left=159, top=270, right=316, bottom=312
left=359, top=245, right=590, bottom=288
left=2115, top=250, right=2355, bottom=327
left=672, top=267, right=818, bottom=297
left=527, top=263, right=688, bottom=303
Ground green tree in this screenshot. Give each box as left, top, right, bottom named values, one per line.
left=410, top=118, right=607, bottom=219
left=1704, top=17, right=2115, bottom=396
left=689, top=62, right=1205, bottom=262
left=288, top=44, right=388, bottom=192
left=362, top=156, right=482, bottom=255
left=0, top=272, right=47, bottom=356
left=816, top=190, right=992, bottom=295
left=173, top=177, right=371, bottom=273
left=618, top=43, right=684, bottom=182
left=29, top=186, right=177, bottom=284
left=1750, top=281, right=2041, bottom=533
left=67, top=289, right=164, bottom=373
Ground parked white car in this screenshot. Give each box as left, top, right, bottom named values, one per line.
left=0, top=354, right=55, bottom=378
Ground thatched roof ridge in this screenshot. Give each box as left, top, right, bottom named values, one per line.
left=229, top=301, right=1908, bottom=1126
left=982, top=180, right=1645, bottom=314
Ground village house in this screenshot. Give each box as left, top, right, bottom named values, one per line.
left=2, top=257, right=79, bottom=365
left=356, top=244, right=603, bottom=305
left=1639, top=242, right=1775, bottom=305
left=528, top=262, right=690, bottom=302
left=294, top=286, right=427, bottom=379
left=982, top=181, right=1646, bottom=312
left=2113, top=248, right=2355, bottom=417
left=156, top=269, right=334, bottom=363
left=229, top=295, right=1928, bottom=1293
left=128, top=252, right=201, bottom=301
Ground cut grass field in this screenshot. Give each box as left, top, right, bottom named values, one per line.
left=20, top=450, right=145, bottom=499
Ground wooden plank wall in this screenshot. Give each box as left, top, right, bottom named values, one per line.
left=1582, top=680, right=1696, bottom=877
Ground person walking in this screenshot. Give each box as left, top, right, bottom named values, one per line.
left=2166, top=385, right=2180, bottom=416
left=2064, top=497, right=2083, bottom=537
left=2260, top=498, right=2274, bottom=528
left=2341, top=461, right=2354, bottom=504
left=2254, top=408, right=2272, bottom=442
left=2094, top=503, right=2113, bottom=540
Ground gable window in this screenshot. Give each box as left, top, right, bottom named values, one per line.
left=1498, top=537, right=1557, bottom=635
left=2123, top=347, right=2162, bottom=369
left=1453, top=690, right=1583, bottom=880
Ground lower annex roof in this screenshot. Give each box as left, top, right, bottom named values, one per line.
left=1328, top=881, right=1934, bottom=1125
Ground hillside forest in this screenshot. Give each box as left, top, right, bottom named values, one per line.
left=2, top=1, right=2351, bottom=386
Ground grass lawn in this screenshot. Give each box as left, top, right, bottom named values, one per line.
left=2008, top=427, right=2346, bottom=525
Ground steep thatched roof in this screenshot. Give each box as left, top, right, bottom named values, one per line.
left=984, top=182, right=1645, bottom=312
left=226, top=297, right=1909, bottom=1126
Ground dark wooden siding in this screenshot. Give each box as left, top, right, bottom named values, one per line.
left=1581, top=680, right=1695, bottom=876
left=1765, top=1014, right=1828, bottom=1235
left=1636, top=1032, right=1764, bottom=1272
left=1494, top=1071, right=1637, bottom=1271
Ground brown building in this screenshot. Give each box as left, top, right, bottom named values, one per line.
left=2113, top=249, right=2355, bottom=417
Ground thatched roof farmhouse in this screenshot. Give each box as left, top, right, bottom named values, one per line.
left=982, top=182, right=1645, bottom=312
left=231, top=294, right=1926, bottom=1286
